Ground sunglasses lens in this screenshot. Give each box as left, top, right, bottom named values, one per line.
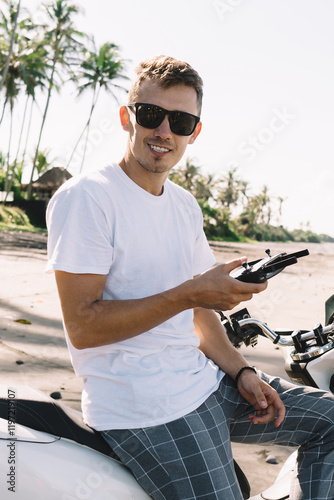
left=170, top=112, right=197, bottom=136
left=136, top=105, right=164, bottom=129
left=134, top=104, right=199, bottom=136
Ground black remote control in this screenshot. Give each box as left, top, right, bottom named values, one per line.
left=231, top=249, right=309, bottom=283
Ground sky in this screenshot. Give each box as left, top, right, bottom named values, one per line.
left=2, top=0, right=334, bottom=236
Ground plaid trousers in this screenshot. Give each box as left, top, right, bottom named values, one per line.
left=102, top=372, right=334, bottom=500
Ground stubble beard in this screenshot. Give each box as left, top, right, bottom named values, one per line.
left=137, top=156, right=172, bottom=175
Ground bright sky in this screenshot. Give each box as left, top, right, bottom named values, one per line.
left=4, top=0, right=334, bottom=236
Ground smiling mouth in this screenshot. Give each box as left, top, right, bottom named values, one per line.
left=149, top=144, right=171, bottom=154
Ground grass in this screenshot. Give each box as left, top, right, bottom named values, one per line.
left=0, top=205, right=37, bottom=232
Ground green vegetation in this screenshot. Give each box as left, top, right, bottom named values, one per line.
left=170, top=160, right=334, bottom=243
left=0, top=204, right=34, bottom=231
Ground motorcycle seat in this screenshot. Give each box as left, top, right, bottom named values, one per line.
left=0, top=385, right=251, bottom=498
left=0, top=385, right=117, bottom=459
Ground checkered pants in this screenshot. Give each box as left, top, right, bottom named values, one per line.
left=101, top=372, right=334, bottom=500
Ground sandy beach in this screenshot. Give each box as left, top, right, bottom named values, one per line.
left=1, top=231, right=333, bottom=495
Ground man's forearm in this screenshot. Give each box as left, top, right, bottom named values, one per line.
left=55, top=259, right=267, bottom=350
left=193, top=307, right=249, bottom=379
left=55, top=271, right=198, bottom=349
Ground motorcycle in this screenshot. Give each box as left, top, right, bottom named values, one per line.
left=219, top=292, right=334, bottom=499
left=0, top=250, right=333, bottom=499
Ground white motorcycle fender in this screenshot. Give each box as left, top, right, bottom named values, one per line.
left=249, top=450, right=297, bottom=500
left=307, top=349, right=334, bottom=392
left=0, top=419, right=150, bottom=500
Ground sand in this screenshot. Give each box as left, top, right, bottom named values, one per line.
left=1, top=231, right=333, bottom=495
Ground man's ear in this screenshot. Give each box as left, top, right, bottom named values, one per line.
left=120, top=106, right=130, bottom=131
left=188, top=121, right=202, bottom=145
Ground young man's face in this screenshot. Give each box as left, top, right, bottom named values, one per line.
left=121, top=80, right=202, bottom=177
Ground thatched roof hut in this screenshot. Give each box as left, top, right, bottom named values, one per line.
left=30, top=167, right=72, bottom=201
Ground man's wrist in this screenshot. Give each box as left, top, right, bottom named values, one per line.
left=234, top=366, right=257, bottom=386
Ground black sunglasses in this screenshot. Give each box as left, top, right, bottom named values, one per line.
left=128, top=102, right=200, bottom=136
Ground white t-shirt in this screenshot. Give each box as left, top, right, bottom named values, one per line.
left=46, top=163, right=224, bottom=430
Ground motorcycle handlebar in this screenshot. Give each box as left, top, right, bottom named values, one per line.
left=238, top=318, right=334, bottom=348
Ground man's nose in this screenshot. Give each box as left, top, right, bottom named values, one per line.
left=153, top=115, right=172, bottom=138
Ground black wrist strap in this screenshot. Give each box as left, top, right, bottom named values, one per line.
left=234, top=366, right=257, bottom=386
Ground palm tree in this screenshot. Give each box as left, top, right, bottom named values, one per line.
left=169, top=159, right=223, bottom=237
left=0, top=151, right=6, bottom=199
left=1, top=41, right=21, bottom=193
left=67, top=40, right=128, bottom=172
left=0, top=1, right=18, bottom=125
left=0, top=0, right=27, bottom=122
left=0, top=0, right=21, bottom=94
left=239, top=180, right=249, bottom=209
left=169, top=158, right=204, bottom=196
left=237, top=185, right=273, bottom=237
left=217, top=167, right=242, bottom=208
left=34, top=148, right=55, bottom=176
left=10, top=40, right=49, bottom=186
left=27, top=0, right=84, bottom=198
left=0, top=6, right=48, bottom=199
left=258, top=185, right=271, bottom=225
left=275, top=196, right=285, bottom=226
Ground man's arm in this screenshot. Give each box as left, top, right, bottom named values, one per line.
left=193, top=307, right=285, bottom=427
left=54, top=257, right=266, bottom=350
left=55, top=270, right=195, bottom=349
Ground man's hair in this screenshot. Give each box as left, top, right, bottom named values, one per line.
left=128, top=55, right=203, bottom=114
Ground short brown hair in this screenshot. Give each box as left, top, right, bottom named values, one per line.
left=128, top=55, right=203, bottom=114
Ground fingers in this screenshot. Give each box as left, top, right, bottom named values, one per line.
left=192, top=257, right=268, bottom=310
left=247, top=404, right=276, bottom=425
left=251, top=399, right=285, bottom=427
left=248, top=402, right=285, bottom=428
left=220, top=258, right=268, bottom=294
left=223, top=257, right=248, bottom=273
left=238, top=375, right=286, bottom=427
left=260, top=385, right=286, bottom=427
left=269, top=391, right=286, bottom=427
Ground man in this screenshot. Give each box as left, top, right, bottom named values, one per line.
left=47, top=55, right=334, bottom=500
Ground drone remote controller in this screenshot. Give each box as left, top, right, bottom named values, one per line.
left=231, top=248, right=309, bottom=283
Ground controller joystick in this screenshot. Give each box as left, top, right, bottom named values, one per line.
left=231, top=249, right=309, bottom=284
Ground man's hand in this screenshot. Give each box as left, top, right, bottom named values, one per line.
left=236, top=370, right=286, bottom=427
left=192, top=258, right=268, bottom=311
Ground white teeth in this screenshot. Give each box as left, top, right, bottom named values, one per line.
left=150, top=145, right=169, bottom=153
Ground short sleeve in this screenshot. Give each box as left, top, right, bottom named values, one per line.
left=46, top=183, right=113, bottom=275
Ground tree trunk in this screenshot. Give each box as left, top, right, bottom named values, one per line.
left=27, top=40, right=59, bottom=199
left=4, top=105, right=14, bottom=199
left=21, top=96, right=34, bottom=170
left=4, top=95, right=30, bottom=200
left=0, top=0, right=21, bottom=93
left=0, top=96, right=8, bottom=125
left=79, top=89, right=99, bottom=173
left=66, top=85, right=98, bottom=172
